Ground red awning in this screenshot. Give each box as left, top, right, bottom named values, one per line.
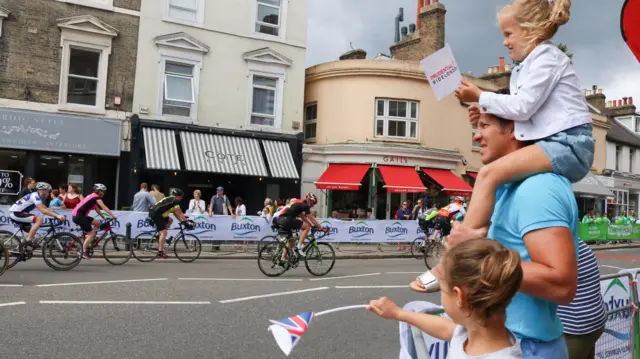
left=315, top=164, right=370, bottom=191
left=422, top=168, right=473, bottom=196
left=467, top=172, right=478, bottom=179
left=378, top=165, right=426, bottom=193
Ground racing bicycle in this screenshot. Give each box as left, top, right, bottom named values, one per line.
left=0, top=219, right=83, bottom=271
left=0, top=241, right=7, bottom=276
left=131, top=220, right=201, bottom=263
left=81, top=218, right=130, bottom=265
left=258, top=227, right=335, bottom=277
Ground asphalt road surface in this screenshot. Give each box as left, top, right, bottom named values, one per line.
left=1, top=247, right=640, bottom=359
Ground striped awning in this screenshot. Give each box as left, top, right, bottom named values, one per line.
left=179, top=132, right=268, bottom=176
left=142, top=128, right=181, bottom=170
left=262, top=140, right=299, bottom=178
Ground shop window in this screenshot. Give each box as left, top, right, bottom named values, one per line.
left=254, top=0, right=286, bottom=38
left=165, top=0, right=205, bottom=26
left=374, top=99, right=419, bottom=140
left=66, top=48, right=100, bottom=107
left=304, top=103, right=317, bottom=140
left=244, top=48, right=289, bottom=129
left=250, top=75, right=279, bottom=127
left=163, top=62, right=195, bottom=118
left=0, top=150, right=27, bottom=205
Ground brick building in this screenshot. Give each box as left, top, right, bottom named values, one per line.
left=0, top=0, right=140, bottom=207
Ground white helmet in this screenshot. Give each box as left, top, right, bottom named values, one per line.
left=36, top=182, right=52, bottom=191
left=454, top=196, right=465, bottom=203
left=93, top=183, right=107, bottom=192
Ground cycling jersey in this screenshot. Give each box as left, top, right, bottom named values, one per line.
left=281, top=201, right=311, bottom=219
left=9, top=192, right=43, bottom=213
left=273, top=199, right=304, bottom=220
left=149, top=196, right=180, bottom=218
left=72, top=193, right=100, bottom=217
left=436, top=203, right=466, bottom=221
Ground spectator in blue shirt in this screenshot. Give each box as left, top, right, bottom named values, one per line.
left=49, top=189, right=64, bottom=208
left=395, top=201, right=412, bottom=220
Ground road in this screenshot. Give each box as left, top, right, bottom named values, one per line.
left=1, top=247, right=639, bottom=359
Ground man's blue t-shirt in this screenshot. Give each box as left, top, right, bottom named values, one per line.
left=488, top=173, right=579, bottom=342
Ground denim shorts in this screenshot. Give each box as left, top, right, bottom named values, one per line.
left=520, top=336, right=568, bottom=359
left=536, top=123, right=594, bottom=183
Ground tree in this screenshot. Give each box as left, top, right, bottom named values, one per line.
left=557, top=43, right=574, bottom=61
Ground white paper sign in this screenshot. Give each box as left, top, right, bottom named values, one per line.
left=420, top=43, right=462, bottom=101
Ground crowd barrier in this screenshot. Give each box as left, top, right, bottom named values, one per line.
left=579, top=223, right=640, bottom=241
left=0, top=206, right=426, bottom=243
left=406, top=270, right=640, bottom=359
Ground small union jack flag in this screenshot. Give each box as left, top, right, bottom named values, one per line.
left=268, top=311, right=314, bottom=356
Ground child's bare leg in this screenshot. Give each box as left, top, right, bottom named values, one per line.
left=464, top=144, right=553, bottom=230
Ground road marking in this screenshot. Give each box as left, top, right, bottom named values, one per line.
left=0, top=301, right=26, bottom=307
left=219, top=287, right=329, bottom=304
left=35, top=278, right=167, bottom=287
left=0, top=284, right=24, bottom=287
left=335, top=285, right=408, bottom=289
left=178, top=278, right=303, bottom=282
left=385, top=272, right=422, bottom=275
left=308, top=273, right=381, bottom=281
left=39, top=300, right=211, bottom=305
left=599, top=265, right=625, bottom=270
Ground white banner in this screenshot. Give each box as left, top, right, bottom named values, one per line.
left=595, top=270, right=635, bottom=359
left=420, top=43, right=462, bottom=101
left=0, top=206, right=424, bottom=243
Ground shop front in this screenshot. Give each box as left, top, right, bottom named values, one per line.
left=302, top=143, right=471, bottom=219
left=604, top=174, right=640, bottom=218
left=0, top=107, right=123, bottom=206
left=122, top=118, right=303, bottom=212
left=571, top=173, right=614, bottom=218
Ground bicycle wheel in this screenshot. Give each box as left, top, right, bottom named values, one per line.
left=257, top=241, right=287, bottom=277
left=424, top=240, right=445, bottom=270
left=0, top=230, right=23, bottom=269
left=43, top=232, right=82, bottom=271
left=173, top=233, right=202, bottom=263
left=305, top=242, right=336, bottom=276
left=0, top=242, right=7, bottom=276
left=257, top=235, right=277, bottom=253
left=410, top=237, right=426, bottom=260
left=131, top=232, right=159, bottom=262
left=103, top=235, right=131, bottom=265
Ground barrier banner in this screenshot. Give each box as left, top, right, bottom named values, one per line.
left=0, top=206, right=422, bottom=242
left=578, top=224, right=608, bottom=241
left=596, top=272, right=635, bottom=359
left=608, top=225, right=634, bottom=240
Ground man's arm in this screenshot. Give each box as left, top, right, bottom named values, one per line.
left=36, top=203, right=65, bottom=221
left=520, top=226, right=577, bottom=305
left=96, top=199, right=117, bottom=219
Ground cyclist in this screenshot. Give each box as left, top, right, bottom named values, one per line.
left=432, top=196, right=466, bottom=241
left=275, top=193, right=322, bottom=256
left=148, top=188, right=190, bottom=259
left=9, top=182, right=65, bottom=247
left=72, top=184, right=118, bottom=260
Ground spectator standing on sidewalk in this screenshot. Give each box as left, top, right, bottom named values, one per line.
left=581, top=210, right=595, bottom=224
left=150, top=184, right=165, bottom=203
left=63, top=184, right=83, bottom=210
left=557, top=240, right=606, bottom=359
left=49, top=189, right=64, bottom=208
left=234, top=197, right=246, bottom=216
left=18, top=177, right=36, bottom=198
left=187, top=189, right=206, bottom=215
left=264, top=198, right=274, bottom=216
left=594, top=213, right=610, bottom=224
left=131, top=183, right=156, bottom=212
left=208, top=186, right=234, bottom=217
left=395, top=201, right=412, bottom=220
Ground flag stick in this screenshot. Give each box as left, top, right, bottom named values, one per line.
left=315, top=304, right=368, bottom=317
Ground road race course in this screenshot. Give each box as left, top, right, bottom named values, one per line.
left=1, top=248, right=639, bottom=359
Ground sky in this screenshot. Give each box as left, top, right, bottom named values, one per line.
left=306, top=0, right=640, bottom=106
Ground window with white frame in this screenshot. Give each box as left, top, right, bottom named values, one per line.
left=255, top=0, right=282, bottom=36
left=635, top=116, right=640, bottom=133
left=374, top=99, right=419, bottom=139
left=166, top=0, right=205, bottom=25
left=250, top=76, right=278, bottom=126
left=66, top=48, right=101, bottom=106
left=471, top=126, right=481, bottom=149
left=163, top=62, right=195, bottom=117
left=304, top=104, right=317, bottom=140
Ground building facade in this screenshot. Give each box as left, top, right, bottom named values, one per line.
left=0, top=0, right=141, bottom=207
left=123, top=0, right=308, bottom=211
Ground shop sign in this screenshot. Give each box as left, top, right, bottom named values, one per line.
left=205, top=151, right=245, bottom=165
left=0, top=170, right=22, bottom=195
left=0, top=108, right=122, bottom=156
left=382, top=156, right=409, bottom=164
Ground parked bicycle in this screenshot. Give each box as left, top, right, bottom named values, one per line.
left=80, top=218, right=130, bottom=265
left=0, top=218, right=82, bottom=271
left=131, top=220, right=201, bottom=263
left=258, top=227, right=335, bottom=277
left=0, top=241, right=7, bottom=276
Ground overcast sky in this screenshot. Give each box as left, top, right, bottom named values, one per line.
left=306, top=0, right=640, bottom=105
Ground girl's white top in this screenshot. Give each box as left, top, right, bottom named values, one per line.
left=188, top=199, right=206, bottom=214
left=478, top=41, right=592, bottom=141
left=449, top=326, right=522, bottom=358
left=235, top=204, right=246, bottom=216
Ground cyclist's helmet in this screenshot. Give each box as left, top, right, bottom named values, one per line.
left=454, top=196, right=465, bottom=203
left=305, top=192, right=318, bottom=206
left=93, top=183, right=107, bottom=192
left=36, top=182, right=52, bottom=191
left=170, top=188, right=184, bottom=197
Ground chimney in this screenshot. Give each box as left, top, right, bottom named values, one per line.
left=394, top=7, right=404, bottom=43
left=339, top=49, right=367, bottom=60
left=499, top=57, right=505, bottom=72
left=584, top=85, right=606, bottom=112
left=504, top=63, right=511, bottom=72
left=401, top=26, right=408, bottom=38
left=619, top=99, right=623, bottom=107
left=409, top=23, right=416, bottom=34
left=630, top=97, right=634, bottom=105
left=390, top=1, right=446, bottom=61
left=623, top=97, right=628, bottom=105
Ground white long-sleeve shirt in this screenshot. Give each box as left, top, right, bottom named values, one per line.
left=479, top=41, right=592, bottom=141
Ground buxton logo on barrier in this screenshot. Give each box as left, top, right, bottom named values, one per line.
left=232, top=217, right=260, bottom=235
left=320, top=220, right=338, bottom=235
left=602, top=277, right=631, bottom=343
left=191, top=215, right=216, bottom=234
left=43, top=216, right=70, bottom=228
left=0, top=209, right=12, bottom=227
left=385, top=222, right=408, bottom=238
left=348, top=221, right=374, bottom=239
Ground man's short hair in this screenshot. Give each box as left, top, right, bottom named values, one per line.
left=140, top=182, right=148, bottom=190
left=151, top=184, right=159, bottom=190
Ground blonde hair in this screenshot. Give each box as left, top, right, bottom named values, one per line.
left=499, top=0, right=571, bottom=49
left=441, top=238, right=523, bottom=322
left=193, top=189, right=201, bottom=198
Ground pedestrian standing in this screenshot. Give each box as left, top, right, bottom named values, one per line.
left=188, top=189, right=206, bottom=215
left=208, top=186, right=234, bottom=218
left=150, top=184, right=165, bottom=203
left=131, top=183, right=156, bottom=212
left=234, top=197, right=246, bottom=216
